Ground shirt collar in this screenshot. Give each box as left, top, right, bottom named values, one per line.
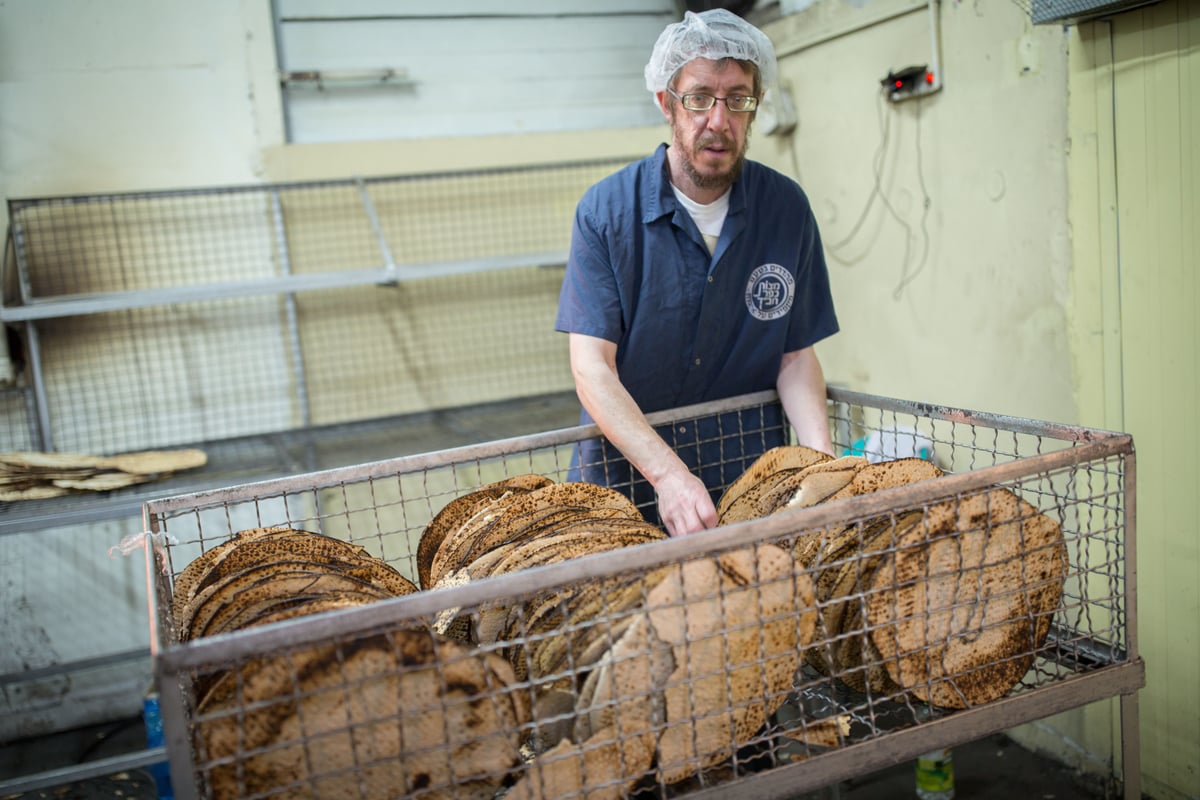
left=642, top=142, right=746, bottom=225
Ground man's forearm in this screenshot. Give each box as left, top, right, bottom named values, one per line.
left=567, top=333, right=718, bottom=535
left=778, top=347, right=834, bottom=455
left=573, top=362, right=717, bottom=535
left=571, top=357, right=686, bottom=487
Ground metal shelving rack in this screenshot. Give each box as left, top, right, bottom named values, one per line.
left=0, top=157, right=636, bottom=535
left=143, top=387, right=1143, bottom=800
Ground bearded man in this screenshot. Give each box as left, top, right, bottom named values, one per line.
left=555, top=8, right=839, bottom=536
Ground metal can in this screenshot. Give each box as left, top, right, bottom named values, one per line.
left=915, top=748, right=955, bottom=800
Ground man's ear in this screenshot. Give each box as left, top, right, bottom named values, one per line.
left=654, top=91, right=671, bottom=120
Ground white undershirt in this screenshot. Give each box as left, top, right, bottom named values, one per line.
left=671, top=184, right=731, bottom=256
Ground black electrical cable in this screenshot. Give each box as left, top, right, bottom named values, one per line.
left=825, top=86, right=933, bottom=300
left=892, top=94, right=933, bottom=300
left=825, top=87, right=895, bottom=261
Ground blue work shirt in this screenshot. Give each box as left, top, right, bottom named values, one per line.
left=555, top=143, right=838, bottom=517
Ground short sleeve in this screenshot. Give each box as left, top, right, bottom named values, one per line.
left=555, top=197, right=624, bottom=343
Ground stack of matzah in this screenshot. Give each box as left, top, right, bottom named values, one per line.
left=419, top=476, right=819, bottom=797
left=173, top=526, right=529, bottom=800
left=0, top=448, right=207, bottom=501
left=717, top=445, right=1066, bottom=709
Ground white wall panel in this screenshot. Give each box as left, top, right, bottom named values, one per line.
left=275, top=0, right=677, bottom=142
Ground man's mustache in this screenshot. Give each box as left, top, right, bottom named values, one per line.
left=695, top=134, right=735, bottom=151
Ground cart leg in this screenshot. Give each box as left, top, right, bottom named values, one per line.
left=1120, top=691, right=1141, bottom=800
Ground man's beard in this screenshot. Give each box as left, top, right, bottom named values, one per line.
left=676, top=129, right=750, bottom=192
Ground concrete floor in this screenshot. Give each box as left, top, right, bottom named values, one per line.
left=1, top=718, right=1115, bottom=800
left=817, top=734, right=1113, bottom=799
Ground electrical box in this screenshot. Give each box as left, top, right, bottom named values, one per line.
left=760, top=85, right=798, bottom=137
left=881, top=64, right=938, bottom=103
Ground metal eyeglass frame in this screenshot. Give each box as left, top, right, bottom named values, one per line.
left=666, top=87, right=758, bottom=113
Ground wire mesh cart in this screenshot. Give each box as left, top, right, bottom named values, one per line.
left=143, top=387, right=1142, bottom=800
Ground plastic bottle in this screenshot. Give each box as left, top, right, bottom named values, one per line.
left=143, top=692, right=176, bottom=799
left=915, top=747, right=955, bottom=800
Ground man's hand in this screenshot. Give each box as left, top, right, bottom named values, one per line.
left=654, top=469, right=718, bottom=537
left=568, top=333, right=719, bottom=536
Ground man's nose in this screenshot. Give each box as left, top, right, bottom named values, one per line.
left=705, top=101, right=730, bottom=130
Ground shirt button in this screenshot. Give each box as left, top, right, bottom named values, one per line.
left=678, top=425, right=687, bottom=434
left=694, top=357, right=702, bottom=366
left=707, top=275, right=713, bottom=283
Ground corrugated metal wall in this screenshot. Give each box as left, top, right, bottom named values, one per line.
left=1111, top=6, right=1199, bottom=796
left=1070, top=3, right=1199, bottom=796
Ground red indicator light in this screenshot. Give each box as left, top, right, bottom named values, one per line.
left=895, top=80, right=903, bottom=89
left=926, top=71, right=935, bottom=84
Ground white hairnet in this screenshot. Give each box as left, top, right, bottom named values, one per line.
left=644, top=9, right=778, bottom=96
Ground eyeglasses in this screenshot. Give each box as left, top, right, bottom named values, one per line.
left=667, top=88, right=758, bottom=113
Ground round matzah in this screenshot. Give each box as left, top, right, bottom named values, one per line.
left=469, top=505, right=627, bottom=565
left=505, top=725, right=657, bottom=800
left=820, top=457, right=944, bottom=505
left=170, top=526, right=295, bottom=628
left=804, top=512, right=924, bottom=680
left=524, top=566, right=665, bottom=682
left=98, top=448, right=208, bottom=474
left=572, top=607, right=675, bottom=743
left=598, top=544, right=816, bottom=785
left=193, top=534, right=414, bottom=600
left=485, top=522, right=665, bottom=581
left=521, top=574, right=663, bottom=747
left=489, top=528, right=668, bottom=694
left=819, top=515, right=924, bottom=693
left=489, top=509, right=638, bottom=564
left=176, top=528, right=416, bottom=642
left=197, top=628, right=529, bottom=800
left=0, top=484, right=71, bottom=501
left=867, top=488, right=1066, bottom=708
left=0, top=451, right=107, bottom=470
left=717, top=467, right=806, bottom=525
left=775, top=456, right=870, bottom=511
left=205, top=590, right=386, bottom=637
left=715, top=445, right=831, bottom=521
left=718, top=456, right=868, bottom=525
left=792, top=527, right=837, bottom=570
left=418, top=474, right=552, bottom=589
left=183, top=566, right=400, bottom=641
left=423, top=488, right=524, bottom=589
left=789, top=459, right=940, bottom=569
left=427, top=480, right=568, bottom=589
left=52, top=472, right=150, bottom=491
left=437, top=514, right=664, bottom=648
left=475, top=482, right=643, bottom=547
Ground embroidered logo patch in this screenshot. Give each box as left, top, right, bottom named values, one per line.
left=745, top=264, right=794, bottom=321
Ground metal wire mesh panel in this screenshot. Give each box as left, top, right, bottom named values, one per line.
left=0, top=388, right=35, bottom=452
left=2, top=157, right=632, bottom=455
left=143, top=389, right=1138, bottom=800
left=34, top=297, right=298, bottom=453
left=1008, top=0, right=1156, bottom=24
left=5, top=161, right=625, bottom=302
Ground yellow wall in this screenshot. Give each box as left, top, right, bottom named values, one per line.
left=761, top=3, right=1078, bottom=425
left=1067, top=5, right=1199, bottom=798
